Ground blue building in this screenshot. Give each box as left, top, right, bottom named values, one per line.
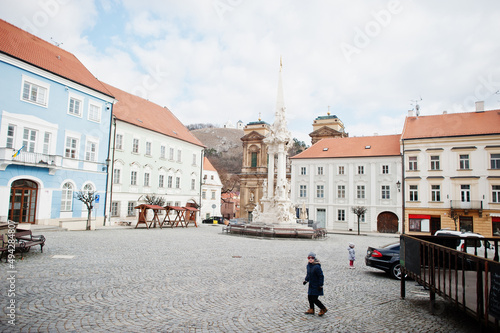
left=0, top=19, right=115, bottom=230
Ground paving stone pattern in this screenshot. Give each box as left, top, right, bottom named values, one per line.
left=0, top=226, right=480, bottom=332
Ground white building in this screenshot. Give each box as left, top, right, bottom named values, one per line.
left=103, top=83, right=205, bottom=225
left=290, top=134, right=403, bottom=233
left=200, top=157, right=222, bottom=219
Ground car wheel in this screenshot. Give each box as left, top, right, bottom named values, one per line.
left=390, top=262, right=403, bottom=280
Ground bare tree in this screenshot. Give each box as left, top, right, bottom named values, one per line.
left=351, top=206, right=367, bottom=235
left=139, top=195, right=166, bottom=207
left=75, top=191, right=96, bottom=230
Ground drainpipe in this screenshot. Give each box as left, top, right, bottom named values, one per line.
left=199, top=149, right=204, bottom=222
left=105, top=116, right=117, bottom=226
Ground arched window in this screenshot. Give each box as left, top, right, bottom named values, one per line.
left=83, top=183, right=94, bottom=194
left=61, top=182, right=74, bottom=211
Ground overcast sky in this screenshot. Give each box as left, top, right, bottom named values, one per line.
left=2, top=0, right=500, bottom=144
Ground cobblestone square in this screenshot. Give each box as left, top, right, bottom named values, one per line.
left=1, top=226, right=480, bottom=332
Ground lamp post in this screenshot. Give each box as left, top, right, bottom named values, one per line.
left=396, top=180, right=401, bottom=192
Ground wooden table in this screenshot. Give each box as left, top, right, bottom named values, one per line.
left=134, top=204, right=166, bottom=229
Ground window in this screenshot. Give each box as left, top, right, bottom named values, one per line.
left=461, top=185, right=470, bottom=202
left=251, top=152, right=257, bottom=167
left=301, top=167, right=307, bottom=175
left=132, top=139, right=139, bottom=153
left=68, top=97, right=82, bottom=116
left=409, top=218, right=422, bottom=232
left=357, top=166, right=364, bottom=175
left=127, top=202, right=135, bottom=216
left=111, top=202, right=119, bottom=216
left=192, top=153, right=197, bottom=165
left=211, top=191, right=216, bottom=199
left=316, top=185, right=324, bottom=198
left=338, top=209, right=345, bottom=221
left=88, top=103, right=101, bottom=122
left=430, top=156, right=440, bottom=170
left=338, top=166, right=345, bottom=175
left=493, top=185, right=500, bottom=203
left=169, top=148, right=174, bottom=160
left=22, top=78, right=48, bottom=106
left=85, top=140, right=97, bottom=162
left=145, top=142, right=152, bottom=156
left=491, top=154, right=500, bottom=169
left=113, top=169, right=121, bottom=184
left=61, top=182, right=73, bottom=211
left=23, top=128, right=37, bottom=153
left=160, top=145, right=166, bottom=159
left=83, top=183, right=94, bottom=195
left=115, top=134, right=123, bottom=150
left=175, top=201, right=180, bottom=207
left=409, top=156, right=417, bottom=170
left=43, top=132, right=51, bottom=155
left=431, top=185, right=441, bottom=202
left=381, top=185, right=390, bottom=199
left=144, top=173, right=150, bottom=186
left=459, top=154, right=470, bottom=169
left=6, top=124, right=15, bottom=148
left=356, top=185, right=365, bottom=199
left=409, top=185, right=418, bottom=201
left=177, top=150, right=182, bottom=162
left=382, top=165, right=389, bottom=174
left=191, top=179, right=196, bottom=190
left=338, top=185, right=345, bottom=199
left=130, top=171, right=137, bottom=186
left=168, top=176, right=173, bottom=188
left=202, top=191, right=206, bottom=199
left=65, top=136, right=78, bottom=158
left=159, top=175, right=164, bottom=188
left=317, top=167, right=323, bottom=175
left=299, top=185, right=307, bottom=198
left=175, top=177, right=180, bottom=188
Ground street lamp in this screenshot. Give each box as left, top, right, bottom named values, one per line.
left=396, top=180, right=401, bottom=192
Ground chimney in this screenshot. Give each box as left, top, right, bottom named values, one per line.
left=408, top=110, right=414, bottom=117
left=475, top=101, right=484, bottom=112
left=442, top=110, right=447, bottom=114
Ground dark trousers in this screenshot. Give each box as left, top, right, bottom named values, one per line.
left=308, top=295, right=325, bottom=310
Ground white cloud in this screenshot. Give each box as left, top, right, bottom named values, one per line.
left=2, top=0, right=500, bottom=144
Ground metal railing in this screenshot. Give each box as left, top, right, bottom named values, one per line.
left=401, top=235, right=500, bottom=331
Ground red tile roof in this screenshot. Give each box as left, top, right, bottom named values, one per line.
left=402, top=109, right=500, bottom=139
left=0, top=19, right=112, bottom=97
left=203, top=157, right=217, bottom=171
left=102, top=82, right=205, bottom=147
left=291, top=134, right=401, bottom=159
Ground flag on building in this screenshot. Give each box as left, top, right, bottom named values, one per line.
left=12, top=145, right=25, bottom=158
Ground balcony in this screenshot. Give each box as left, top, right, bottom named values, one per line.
left=450, top=200, right=483, bottom=216
left=0, top=147, right=61, bottom=174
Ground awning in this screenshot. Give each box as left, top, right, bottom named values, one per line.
left=409, top=214, right=431, bottom=219
left=493, top=217, right=500, bottom=223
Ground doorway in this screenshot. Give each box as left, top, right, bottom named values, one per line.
left=316, top=209, right=326, bottom=228
left=8, top=179, right=38, bottom=223
left=377, top=212, right=398, bottom=233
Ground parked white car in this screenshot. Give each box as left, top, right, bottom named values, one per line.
left=433, top=229, right=494, bottom=258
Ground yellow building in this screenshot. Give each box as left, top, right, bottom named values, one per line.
left=401, top=106, right=500, bottom=236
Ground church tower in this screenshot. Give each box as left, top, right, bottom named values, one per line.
left=239, top=116, right=270, bottom=220
left=309, top=110, right=348, bottom=145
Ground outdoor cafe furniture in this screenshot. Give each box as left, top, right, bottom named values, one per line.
left=134, top=204, right=166, bottom=229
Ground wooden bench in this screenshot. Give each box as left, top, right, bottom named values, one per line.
left=15, top=229, right=45, bottom=258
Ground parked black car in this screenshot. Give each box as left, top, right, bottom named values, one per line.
left=365, top=242, right=404, bottom=280
left=202, top=216, right=223, bottom=224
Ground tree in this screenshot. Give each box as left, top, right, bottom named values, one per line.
left=139, top=195, right=166, bottom=207
left=288, top=138, right=309, bottom=157
left=75, top=191, right=96, bottom=230
left=351, top=206, right=367, bottom=235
